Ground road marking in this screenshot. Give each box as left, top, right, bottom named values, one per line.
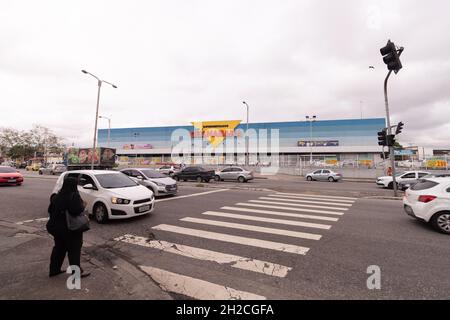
left=181, top=217, right=322, bottom=240
left=275, top=192, right=357, bottom=201
left=155, top=189, right=229, bottom=203
left=115, top=234, right=291, bottom=277
left=268, top=194, right=356, bottom=203
left=269, top=194, right=355, bottom=203
left=249, top=200, right=348, bottom=211
left=221, top=206, right=339, bottom=221
left=140, top=266, right=266, bottom=300
left=16, top=217, right=49, bottom=225
left=152, top=224, right=310, bottom=255
left=235, top=203, right=344, bottom=216
left=202, top=211, right=331, bottom=230
left=260, top=196, right=352, bottom=207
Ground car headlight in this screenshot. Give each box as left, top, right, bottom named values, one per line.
left=154, top=182, right=165, bottom=187
left=111, top=197, right=130, bottom=204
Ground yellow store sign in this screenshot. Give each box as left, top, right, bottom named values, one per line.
left=191, top=120, right=242, bottom=148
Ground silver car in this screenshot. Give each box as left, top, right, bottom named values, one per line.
left=214, top=166, right=254, bottom=183
left=306, top=169, right=342, bottom=182
left=157, top=165, right=180, bottom=176
left=120, top=168, right=178, bottom=197
left=38, top=164, right=67, bottom=175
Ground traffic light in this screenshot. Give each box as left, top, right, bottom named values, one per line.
left=378, top=130, right=387, bottom=146
left=387, top=134, right=396, bottom=147
left=395, top=121, right=404, bottom=135
left=380, top=40, right=402, bottom=74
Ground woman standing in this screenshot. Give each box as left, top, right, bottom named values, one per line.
left=46, top=177, right=90, bottom=277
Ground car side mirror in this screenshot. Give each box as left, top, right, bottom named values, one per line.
left=83, top=184, right=94, bottom=190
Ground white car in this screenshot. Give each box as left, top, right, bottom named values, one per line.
left=403, top=178, right=450, bottom=234
left=52, top=170, right=155, bottom=223
left=376, top=171, right=430, bottom=189
left=120, top=168, right=178, bottom=197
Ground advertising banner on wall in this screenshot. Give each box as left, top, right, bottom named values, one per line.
left=297, top=140, right=339, bottom=147
left=191, top=120, right=242, bottom=148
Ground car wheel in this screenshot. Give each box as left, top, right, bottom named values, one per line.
left=214, top=175, right=220, bottom=182
left=93, top=203, right=108, bottom=224
left=204, top=179, right=210, bottom=183
left=238, top=176, right=246, bottom=183
left=196, top=176, right=203, bottom=183
left=39, top=171, right=43, bottom=175
left=174, top=176, right=180, bottom=181
left=307, top=176, right=313, bottom=181
left=328, top=177, right=335, bottom=182
left=51, top=171, right=55, bottom=175
left=430, top=212, right=450, bottom=234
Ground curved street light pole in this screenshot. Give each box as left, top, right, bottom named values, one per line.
left=82, top=70, right=117, bottom=170
left=306, top=115, right=317, bottom=165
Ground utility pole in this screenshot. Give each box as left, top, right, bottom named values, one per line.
left=242, top=101, right=250, bottom=166
left=305, top=115, right=316, bottom=165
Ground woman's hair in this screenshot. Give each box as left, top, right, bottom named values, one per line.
left=59, top=176, right=78, bottom=195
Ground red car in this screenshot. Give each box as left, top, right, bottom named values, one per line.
left=0, top=166, right=24, bottom=186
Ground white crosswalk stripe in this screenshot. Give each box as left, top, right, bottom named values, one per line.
left=140, top=266, right=266, bottom=300
left=235, top=202, right=345, bottom=215
left=202, top=211, right=332, bottom=230
left=152, top=224, right=310, bottom=255
left=270, top=193, right=355, bottom=203
left=259, top=196, right=352, bottom=207
left=180, top=217, right=322, bottom=240
left=115, top=234, right=291, bottom=277
left=248, top=199, right=349, bottom=211
left=221, top=206, right=339, bottom=221
left=275, top=192, right=357, bottom=200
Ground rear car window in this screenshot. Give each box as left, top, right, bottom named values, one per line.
left=411, top=180, right=439, bottom=191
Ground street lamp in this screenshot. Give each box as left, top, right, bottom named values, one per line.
left=81, top=69, right=117, bottom=170
left=305, top=115, right=317, bottom=165
left=98, top=115, right=111, bottom=147
left=242, top=101, right=249, bottom=166
left=133, top=132, right=140, bottom=162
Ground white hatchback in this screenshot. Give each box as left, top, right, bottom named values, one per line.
left=52, top=170, right=155, bottom=223
left=403, top=177, right=450, bottom=234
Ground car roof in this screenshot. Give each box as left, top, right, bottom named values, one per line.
left=64, top=170, right=120, bottom=175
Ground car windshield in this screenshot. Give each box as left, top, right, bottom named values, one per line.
left=95, top=173, right=137, bottom=189
left=141, top=170, right=167, bottom=179
left=0, top=167, right=16, bottom=173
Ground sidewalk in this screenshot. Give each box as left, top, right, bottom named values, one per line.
left=0, top=220, right=171, bottom=300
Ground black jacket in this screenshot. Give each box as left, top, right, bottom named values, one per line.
left=47, top=192, right=86, bottom=235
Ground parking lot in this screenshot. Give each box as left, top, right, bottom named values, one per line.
left=1, top=172, right=449, bottom=300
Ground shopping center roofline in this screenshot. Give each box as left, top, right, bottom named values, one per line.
left=98, top=117, right=386, bottom=132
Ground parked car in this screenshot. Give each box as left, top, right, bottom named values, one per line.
left=25, top=163, right=42, bottom=171
left=120, top=168, right=177, bottom=197
left=157, top=165, right=180, bottom=176
left=16, top=162, right=27, bottom=169
left=399, top=173, right=450, bottom=191
left=376, top=171, right=430, bottom=189
left=403, top=177, right=450, bottom=234
left=52, top=170, right=155, bottom=223
left=39, top=164, right=67, bottom=175
left=214, top=166, right=253, bottom=183
left=305, top=169, right=342, bottom=182
left=0, top=166, right=24, bottom=186
left=172, top=166, right=215, bottom=183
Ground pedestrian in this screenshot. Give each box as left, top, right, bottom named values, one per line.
left=387, top=166, right=393, bottom=176
left=46, top=177, right=90, bottom=278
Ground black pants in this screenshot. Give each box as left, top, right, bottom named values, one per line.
left=49, top=231, right=83, bottom=276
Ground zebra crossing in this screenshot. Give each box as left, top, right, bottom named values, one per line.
left=114, top=192, right=357, bottom=300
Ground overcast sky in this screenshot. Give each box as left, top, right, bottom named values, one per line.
left=1, top=0, right=449, bottom=148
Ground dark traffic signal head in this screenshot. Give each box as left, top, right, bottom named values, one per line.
left=395, top=122, right=404, bottom=135
left=378, top=129, right=387, bottom=146
left=387, top=134, right=396, bottom=147
left=380, top=40, right=403, bottom=74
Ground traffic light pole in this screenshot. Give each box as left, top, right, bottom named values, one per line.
left=384, top=70, right=398, bottom=197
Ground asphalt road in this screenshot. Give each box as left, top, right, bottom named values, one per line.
left=1, top=177, right=449, bottom=299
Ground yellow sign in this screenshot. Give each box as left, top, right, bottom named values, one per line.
left=191, top=120, right=242, bottom=148
left=426, top=159, right=447, bottom=168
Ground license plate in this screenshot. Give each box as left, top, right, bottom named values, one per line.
left=8, top=179, right=16, bottom=183
left=138, top=205, right=150, bottom=212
